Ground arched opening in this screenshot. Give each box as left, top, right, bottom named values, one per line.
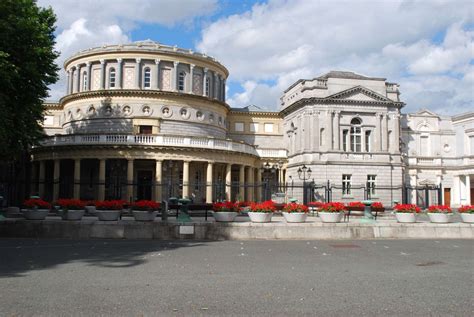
left=350, top=117, right=362, bottom=152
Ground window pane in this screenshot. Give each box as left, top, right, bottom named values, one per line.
left=264, top=123, right=274, bottom=133
left=250, top=123, right=259, bottom=132
left=235, top=122, right=244, bottom=132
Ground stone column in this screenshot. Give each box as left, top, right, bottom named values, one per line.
left=126, top=159, right=134, bottom=202
left=246, top=166, right=254, bottom=202
left=189, top=64, right=195, bottom=94
left=239, top=165, right=245, bottom=201
left=38, top=160, right=45, bottom=198
left=155, top=59, right=161, bottom=89
left=75, top=64, right=81, bottom=93
left=206, top=162, right=213, bottom=203
left=392, top=113, right=400, bottom=153
left=53, top=159, right=60, bottom=201
left=213, top=73, right=218, bottom=99
left=303, top=113, right=311, bottom=152
left=67, top=70, right=72, bottom=94
left=172, top=61, right=179, bottom=91
left=222, top=79, right=226, bottom=101
left=375, top=113, right=381, bottom=152
left=334, top=111, right=340, bottom=150
left=256, top=168, right=262, bottom=202
left=98, top=159, right=106, bottom=201
left=73, top=159, right=81, bottom=199
left=312, top=111, right=320, bottom=151
left=465, top=175, right=471, bottom=205
left=154, top=160, right=162, bottom=202
left=382, top=113, right=388, bottom=152
left=182, top=161, right=190, bottom=199
left=135, top=58, right=141, bottom=89
left=116, top=58, right=122, bottom=89
left=225, top=163, right=232, bottom=201
left=86, top=62, right=91, bottom=91
left=452, top=175, right=460, bottom=206
left=202, top=68, right=208, bottom=96
left=327, top=110, right=333, bottom=150
left=99, top=59, right=106, bottom=89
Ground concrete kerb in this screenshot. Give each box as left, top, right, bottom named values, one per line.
left=0, top=217, right=472, bottom=240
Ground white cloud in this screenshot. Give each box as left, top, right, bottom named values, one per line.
left=198, top=0, right=474, bottom=113
left=39, top=0, right=218, bottom=100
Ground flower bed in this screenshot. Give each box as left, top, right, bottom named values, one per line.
left=319, top=202, right=345, bottom=223
left=427, top=205, right=452, bottom=213
left=212, top=201, right=241, bottom=213
left=457, top=205, right=474, bottom=223
left=248, top=200, right=275, bottom=223
left=95, top=200, right=125, bottom=210
left=23, top=198, right=51, bottom=210
left=131, top=200, right=160, bottom=211
left=56, top=199, right=85, bottom=210
left=393, top=204, right=421, bottom=213
left=346, top=201, right=365, bottom=211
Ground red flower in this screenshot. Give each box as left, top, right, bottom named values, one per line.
left=427, top=205, right=452, bottom=213
left=308, top=201, right=324, bottom=208
left=372, top=202, right=384, bottom=209
left=320, top=202, right=346, bottom=212
left=348, top=201, right=365, bottom=208
left=56, top=199, right=85, bottom=210
left=132, top=200, right=160, bottom=211
left=95, top=200, right=125, bottom=210
left=394, top=204, right=421, bottom=213
left=213, top=201, right=241, bottom=212
left=249, top=200, right=276, bottom=213
left=23, top=198, right=51, bottom=209
left=283, top=203, right=309, bottom=213
left=458, top=205, right=474, bottom=213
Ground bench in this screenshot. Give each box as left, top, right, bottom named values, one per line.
left=344, top=208, right=385, bottom=222
left=169, top=203, right=214, bottom=221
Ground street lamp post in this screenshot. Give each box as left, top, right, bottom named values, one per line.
left=297, top=165, right=312, bottom=204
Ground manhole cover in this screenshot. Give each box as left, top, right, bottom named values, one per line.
left=329, top=244, right=360, bottom=249
left=416, top=261, right=445, bottom=267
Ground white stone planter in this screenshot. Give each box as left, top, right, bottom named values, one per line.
left=61, top=209, right=85, bottom=221
left=24, top=209, right=49, bottom=220
left=96, top=210, right=121, bottom=221
left=85, top=206, right=96, bottom=215
left=427, top=213, right=452, bottom=223
left=460, top=213, right=474, bottom=223
left=319, top=212, right=343, bottom=223
left=282, top=212, right=307, bottom=223
left=212, top=211, right=238, bottom=222
left=395, top=212, right=417, bottom=223
left=248, top=212, right=273, bottom=223
left=132, top=210, right=157, bottom=221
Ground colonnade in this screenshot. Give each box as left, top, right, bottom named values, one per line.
left=34, top=158, right=262, bottom=203
left=66, top=58, right=226, bottom=102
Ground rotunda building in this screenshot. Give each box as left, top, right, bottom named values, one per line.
left=32, top=41, right=261, bottom=203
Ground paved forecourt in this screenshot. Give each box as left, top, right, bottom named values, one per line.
left=0, top=239, right=472, bottom=316
left=0, top=214, right=472, bottom=240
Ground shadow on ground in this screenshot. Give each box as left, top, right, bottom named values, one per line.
left=0, top=239, right=210, bottom=277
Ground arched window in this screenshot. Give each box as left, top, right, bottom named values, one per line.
left=350, top=118, right=362, bottom=152
left=143, top=67, right=151, bottom=88
left=178, top=71, right=185, bottom=91
left=82, top=71, right=88, bottom=91
left=109, top=68, right=116, bottom=88
left=205, top=77, right=210, bottom=96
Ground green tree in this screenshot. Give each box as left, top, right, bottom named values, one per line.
left=0, top=0, right=59, bottom=160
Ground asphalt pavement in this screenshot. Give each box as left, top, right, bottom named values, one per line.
left=0, top=239, right=472, bottom=316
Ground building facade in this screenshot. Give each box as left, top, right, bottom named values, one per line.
left=32, top=41, right=474, bottom=207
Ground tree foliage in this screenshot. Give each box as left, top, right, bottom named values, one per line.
left=0, top=0, right=59, bottom=160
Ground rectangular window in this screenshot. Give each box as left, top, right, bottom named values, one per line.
left=43, top=115, right=54, bottom=126
left=342, top=129, right=348, bottom=152
left=367, top=175, right=376, bottom=197
left=320, top=128, right=325, bottom=146
left=139, top=125, right=152, bottom=134
left=342, top=174, right=351, bottom=196
left=250, top=123, right=259, bottom=132
left=365, top=130, right=371, bottom=152
left=264, top=123, right=274, bottom=133
left=234, top=122, right=244, bottom=132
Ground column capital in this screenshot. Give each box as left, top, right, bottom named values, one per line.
left=75, top=64, right=81, bottom=69
left=190, top=64, right=195, bottom=70
left=155, top=59, right=161, bottom=64
left=135, top=58, right=141, bottom=63
left=173, top=61, right=179, bottom=67
left=117, top=58, right=122, bottom=63
left=100, top=59, right=105, bottom=65
left=203, top=67, right=208, bottom=73
left=213, top=72, right=218, bottom=78
left=86, top=62, right=91, bottom=67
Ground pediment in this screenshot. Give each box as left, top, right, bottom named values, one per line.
left=413, top=109, right=439, bottom=117
left=326, top=86, right=390, bottom=102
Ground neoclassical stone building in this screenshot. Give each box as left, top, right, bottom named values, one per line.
left=33, top=41, right=473, bottom=207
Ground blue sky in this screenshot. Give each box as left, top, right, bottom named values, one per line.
left=40, top=0, right=473, bottom=114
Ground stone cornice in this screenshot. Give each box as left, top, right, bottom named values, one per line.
left=60, top=89, right=231, bottom=111
left=228, top=110, right=282, bottom=118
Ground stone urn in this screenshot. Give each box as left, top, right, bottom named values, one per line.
left=248, top=212, right=273, bottom=223
left=394, top=212, right=417, bottom=223
left=460, top=213, right=474, bottom=223
left=61, top=209, right=85, bottom=221
left=282, top=212, right=307, bottom=223
left=24, top=209, right=49, bottom=220
left=212, top=211, right=238, bottom=222
left=132, top=210, right=157, bottom=221
left=319, top=212, right=344, bottom=223
left=96, top=210, right=121, bottom=221
left=427, top=213, right=452, bottom=223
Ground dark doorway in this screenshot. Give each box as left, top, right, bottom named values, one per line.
left=137, top=170, right=153, bottom=200
left=139, top=125, right=152, bottom=134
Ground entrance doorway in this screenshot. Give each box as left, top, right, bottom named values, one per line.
left=137, top=170, right=153, bottom=201
left=444, top=188, right=451, bottom=206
